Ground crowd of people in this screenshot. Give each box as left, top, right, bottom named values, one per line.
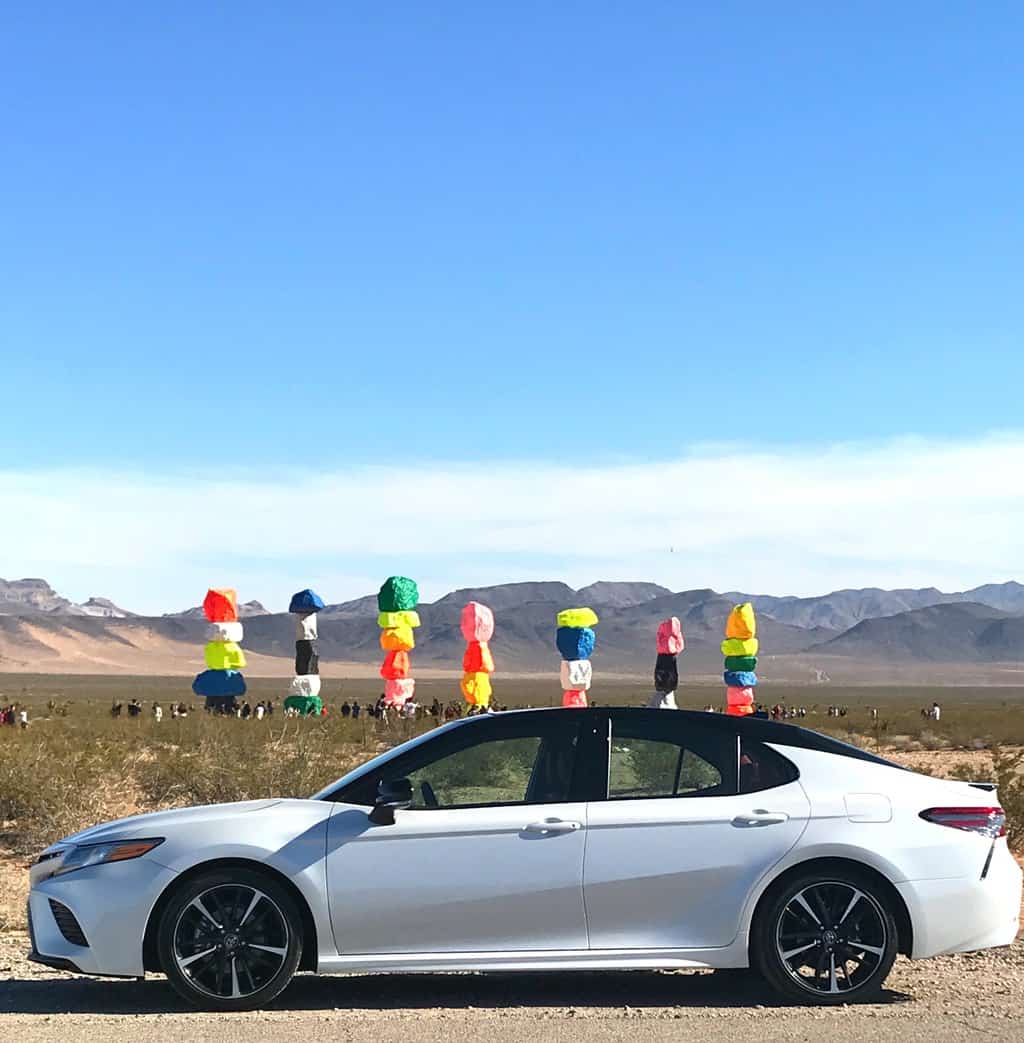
left=339, top=695, right=511, bottom=724
left=0, top=704, right=29, bottom=728
left=111, top=699, right=192, bottom=720
left=4, top=692, right=945, bottom=730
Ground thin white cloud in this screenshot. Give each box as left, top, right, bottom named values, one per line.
left=2, top=432, right=1022, bottom=614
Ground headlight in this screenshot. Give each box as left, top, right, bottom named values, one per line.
left=52, top=838, right=164, bottom=877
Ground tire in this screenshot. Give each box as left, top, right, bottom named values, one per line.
left=751, top=869, right=898, bottom=1005
left=157, top=867, right=303, bottom=1011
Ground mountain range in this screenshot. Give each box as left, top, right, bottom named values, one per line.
left=0, top=576, right=1022, bottom=678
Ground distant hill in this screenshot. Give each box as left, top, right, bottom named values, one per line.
left=0, top=578, right=134, bottom=618
left=812, top=602, right=1024, bottom=662
left=167, top=600, right=271, bottom=620
left=78, top=597, right=135, bottom=618
left=726, top=581, right=1024, bottom=632
left=232, top=584, right=834, bottom=674
left=0, top=576, right=1021, bottom=676
left=575, top=581, right=672, bottom=608
left=0, top=577, right=77, bottom=615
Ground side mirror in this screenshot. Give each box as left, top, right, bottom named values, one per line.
left=368, top=777, right=413, bottom=825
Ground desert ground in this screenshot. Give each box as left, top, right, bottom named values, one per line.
left=2, top=913, right=1023, bottom=1042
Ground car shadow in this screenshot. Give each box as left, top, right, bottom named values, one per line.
left=0, top=970, right=913, bottom=1015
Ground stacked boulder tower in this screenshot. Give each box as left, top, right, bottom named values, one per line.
left=556, top=607, right=598, bottom=708
left=285, top=588, right=325, bottom=716
left=721, top=602, right=758, bottom=716
left=460, top=601, right=496, bottom=710
left=648, top=616, right=684, bottom=709
left=378, top=576, right=420, bottom=710
left=191, top=588, right=247, bottom=711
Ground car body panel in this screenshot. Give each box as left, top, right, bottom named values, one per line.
left=326, top=801, right=589, bottom=953
left=29, top=857, right=177, bottom=976
left=583, top=780, right=810, bottom=948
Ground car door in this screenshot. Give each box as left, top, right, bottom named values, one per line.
left=325, top=712, right=590, bottom=954
left=583, top=710, right=810, bottom=950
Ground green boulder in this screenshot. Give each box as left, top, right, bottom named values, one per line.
left=723, top=655, right=757, bottom=672
left=377, top=576, right=419, bottom=612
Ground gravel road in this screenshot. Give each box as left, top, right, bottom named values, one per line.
left=3, top=931, right=1023, bottom=1042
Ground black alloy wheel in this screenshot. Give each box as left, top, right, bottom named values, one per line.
left=158, top=867, right=303, bottom=1011
left=752, top=870, right=898, bottom=1004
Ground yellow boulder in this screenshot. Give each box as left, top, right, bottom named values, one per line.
left=461, top=671, right=492, bottom=706
left=378, top=611, right=421, bottom=629
left=721, top=637, right=759, bottom=657
left=557, top=607, right=599, bottom=628
left=204, top=641, right=247, bottom=670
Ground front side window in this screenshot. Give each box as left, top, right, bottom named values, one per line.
left=406, top=735, right=545, bottom=808
left=608, top=715, right=736, bottom=799
left=338, top=716, right=582, bottom=809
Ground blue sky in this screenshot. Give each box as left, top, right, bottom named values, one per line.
left=2, top=4, right=1023, bottom=610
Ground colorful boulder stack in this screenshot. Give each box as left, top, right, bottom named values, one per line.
left=284, top=588, right=325, bottom=716
left=460, top=601, right=496, bottom=709
left=191, top=588, right=247, bottom=711
left=648, top=616, right=685, bottom=709
left=378, top=576, right=420, bottom=708
left=722, top=602, right=758, bottom=716
left=556, top=607, right=598, bottom=708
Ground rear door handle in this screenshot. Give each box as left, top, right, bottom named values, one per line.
left=524, top=819, right=582, bottom=834
left=733, top=811, right=789, bottom=826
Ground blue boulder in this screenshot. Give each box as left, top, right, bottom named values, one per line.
left=556, top=626, right=596, bottom=661
left=289, top=588, right=325, bottom=614
left=192, top=669, right=247, bottom=697
left=723, top=670, right=758, bottom=688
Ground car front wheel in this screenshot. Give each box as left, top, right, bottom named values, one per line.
left=157, top=867, right=303, bottom=1011
left=752, top=870, right=898, bottom=1004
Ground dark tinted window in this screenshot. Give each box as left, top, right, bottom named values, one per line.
left=607, top=713, right=737, bottom=799
left=739, top=739, right=799, bottom=793
left=334, top=715, right=583, bottom=808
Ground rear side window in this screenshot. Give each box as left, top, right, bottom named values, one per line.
left=608, top=714, right=737, bottom=799
left=739, top=740, right=799, bottom=793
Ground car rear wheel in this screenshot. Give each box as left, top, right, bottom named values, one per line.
left=157, top=867, right=303, bottom=1011
left=752, top=870, right=898, bottom=1004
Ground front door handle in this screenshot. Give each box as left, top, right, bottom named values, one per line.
left=524, top=819, right=582, bottom=834
left=733, top=811, right=789, bottom=827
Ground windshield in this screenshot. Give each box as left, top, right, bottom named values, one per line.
left=310, top=716, right=475, bottom=800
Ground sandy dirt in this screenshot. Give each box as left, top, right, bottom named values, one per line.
left=2, top=929, right=1023, bottom=1042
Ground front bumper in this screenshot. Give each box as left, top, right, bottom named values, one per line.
left=899, top=842, right=1022, bottom=959
left=27, top=857, right=176, bottom=977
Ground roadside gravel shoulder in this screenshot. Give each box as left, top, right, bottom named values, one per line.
left=3, top=931, right=1022, bottom=1041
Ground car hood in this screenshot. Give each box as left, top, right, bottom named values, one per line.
left=50, top=799, right=283, bottom=850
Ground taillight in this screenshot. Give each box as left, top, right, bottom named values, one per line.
left=920, top=807, right=1006, bottom=839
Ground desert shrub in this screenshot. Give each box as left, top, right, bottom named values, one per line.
left=949, top=746, right=1024, bottom=852
left=0, top=711, right=382, bottom=859
left=918, top=729, right=949, bottom=751
left=132, top=716, right=368, bottom=807
left=0, top=730, right=126, bottom=855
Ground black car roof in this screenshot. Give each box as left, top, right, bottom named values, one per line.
left=474, top=706, right=902, bottom=770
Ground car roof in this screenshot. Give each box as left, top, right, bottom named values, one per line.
left=468, top=706, right=901, bottom=769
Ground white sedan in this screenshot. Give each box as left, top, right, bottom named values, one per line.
left=28, top=708, right=1021, bottom=1010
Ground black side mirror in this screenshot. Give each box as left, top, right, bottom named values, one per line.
left=368, top=777, right=413, bottom=825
